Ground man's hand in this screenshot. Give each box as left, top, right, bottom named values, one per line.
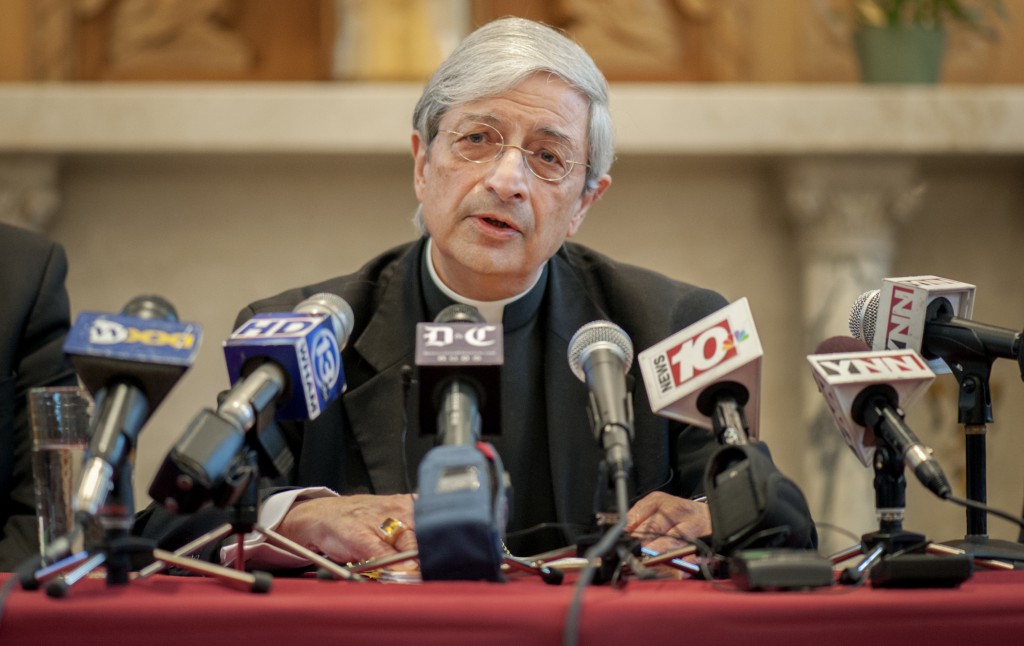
left=626, top=491, right=711, bottom=555
left=278, top=494, right=418, bottom=568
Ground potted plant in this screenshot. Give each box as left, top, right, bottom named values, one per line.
left=850, top=0, right=1007, bottom=83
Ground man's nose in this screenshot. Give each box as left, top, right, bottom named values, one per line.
left=484, top=145, right=530, bottom=200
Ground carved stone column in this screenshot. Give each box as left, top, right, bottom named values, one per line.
left=0, top=156, right=61, bottom=232
left=782, top=157, right=924, bottom=554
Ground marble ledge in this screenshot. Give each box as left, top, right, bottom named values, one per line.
left=0, top=82, right=1023, bottom=157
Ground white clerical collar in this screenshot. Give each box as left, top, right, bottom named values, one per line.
left=425, top=237, right=542, bottom=325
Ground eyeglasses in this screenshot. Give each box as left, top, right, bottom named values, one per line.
left=441, top=121, right=589, bottom=183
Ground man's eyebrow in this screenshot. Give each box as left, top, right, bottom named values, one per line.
left=455, top=112, right=579, bottom=147
left=534, top=125, right=577, bottom=148
left=455, top=112, right=501, bottom=126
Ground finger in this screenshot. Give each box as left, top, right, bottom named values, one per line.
left=626, top=491, right=676, bottom=528
left=385, top=532, right=419, bottom=571
left=633, top=510, right=677, bottom=540
left=393, top=527, right=418, bottom=553
left=626, top=498, right=660, bottom=530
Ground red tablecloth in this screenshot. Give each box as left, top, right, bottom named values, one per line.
left=2, top=569, right=1022, bottom=646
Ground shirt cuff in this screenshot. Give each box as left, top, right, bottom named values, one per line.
left=219, top=487, right=338, bottom=569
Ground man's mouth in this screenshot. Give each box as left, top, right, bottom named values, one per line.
left=481, top=216, right=512, bottom=229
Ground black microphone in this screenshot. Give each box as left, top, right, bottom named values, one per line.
left=808, top=336, right=952, bottom=499
left=65, top=296, right=201, bottom=520
left=435, top=304, right=487, bottom=445
left=567, top=321, right=634, bottom=486
left=149, top=293, right=353, bottom=513
left=415, top=304, right=503, bottom=440
left=413, top=304, right=507, bottom=582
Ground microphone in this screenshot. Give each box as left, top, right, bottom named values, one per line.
left=415, top=304, right=503, bottom=440
left=223, top=293, right=354, bottom=422
left=567, top=320, right=635, bottom=479
left=851, top=276, right=977, bottom=372
left=64, top=296, right=202, bottom=520
left=149, top=293, right=352, bottom=513
left=413, top=304, right=507, bottom=582
left=637, top=297, right=762, bottom=444
left=637, top=299, right=811, bottom=553
left=807, top=336, right=952, bottom=499
left=852, top=276, right=1022, bottom=379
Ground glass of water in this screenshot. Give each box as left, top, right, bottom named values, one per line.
left=29, top=386, right=92, bottom=561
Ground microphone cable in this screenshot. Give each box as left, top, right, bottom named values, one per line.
left=942, top=494, right=1024, bottom=531
left=561, top=514, right=628, bottom=646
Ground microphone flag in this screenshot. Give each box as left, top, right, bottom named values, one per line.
left=637, top=297, right=762, bottom=439
left=807, top=344, right=934, bottom=467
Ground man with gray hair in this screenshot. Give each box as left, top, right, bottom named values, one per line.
left=137, top=16, right=815, bottom=571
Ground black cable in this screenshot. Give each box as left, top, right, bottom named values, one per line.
left=561, top=515, right=627, bottom=646
left=944, top=494, right=1024, bottom=530
left=562, top=465, right=631, bottom=646
left=812, top=521, right=863, bottom=546
left=504, top=522, right=587, bottom=542
left=399, top=364, right=415, bottom=493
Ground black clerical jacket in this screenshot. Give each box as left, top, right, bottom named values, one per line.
left=136, top=238, right=816, bottom=558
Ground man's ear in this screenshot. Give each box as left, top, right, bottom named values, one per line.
left=567, top=175, right=611, bottom=237
left=412, top=131, right=429, bottom=198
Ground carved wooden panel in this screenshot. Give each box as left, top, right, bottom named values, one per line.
left=474, top=0, right=754, bottom=82
left=73, top=0, right=334, bottom=81
left=3, top=0, right=1020, bottom=83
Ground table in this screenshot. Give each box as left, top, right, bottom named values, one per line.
left=2, top=569, right=1022, bottom=646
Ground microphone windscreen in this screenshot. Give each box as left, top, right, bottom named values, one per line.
left=294, top=292, right=355, bottom=350
left=435, top=303, right=485, bottom=324
left=122, top=294, right=179, bottom=322
left=567, top=320, right=633, bottom=382
left=848, top=290, right=880, bottom=346
left=815, top=335, right=870, bottom=355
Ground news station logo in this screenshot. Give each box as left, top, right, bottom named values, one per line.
left=88, top=317, right=197, bottom=350
left=233, top=316, right=321, bottom=339
left=651, top=320, right=751, bottom=395
left=311, top=328, right=341, bottom=392
left=883, top=284, right=918, bottom=351
left=811, top=351, right=928, bottom=379
left=417, top=323, right=502, bottom=364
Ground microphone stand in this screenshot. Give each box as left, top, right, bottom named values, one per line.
left=22, top=457, right=274, bottom=597
left=576, top=456, right=640, bottom=586
left=137, top=440, right=361, bottom=585
left=830, top=444, right=1005, bottom=586
left=923, top=298, right=1024, bottom=560
left=939, top=354, right=1024, bottom=561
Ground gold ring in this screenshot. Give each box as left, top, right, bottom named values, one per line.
left=377, top=517, right=409, bottom=545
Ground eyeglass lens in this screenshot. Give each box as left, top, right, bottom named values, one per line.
left=447, top=122, right=579, bottom=181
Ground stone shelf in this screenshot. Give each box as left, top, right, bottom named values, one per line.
left=1, top=83, right=1022, bottom=156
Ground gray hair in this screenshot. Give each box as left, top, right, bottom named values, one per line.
left=412, top=16, right=614, bottom=199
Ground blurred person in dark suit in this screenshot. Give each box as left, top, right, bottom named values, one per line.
left=0, top=222, right=77, bottom=570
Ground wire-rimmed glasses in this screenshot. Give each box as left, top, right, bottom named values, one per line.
left=442, top=121, right=589, bottom=183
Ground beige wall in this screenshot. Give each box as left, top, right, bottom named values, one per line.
left=43, top=150, right=1024, bottom=548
